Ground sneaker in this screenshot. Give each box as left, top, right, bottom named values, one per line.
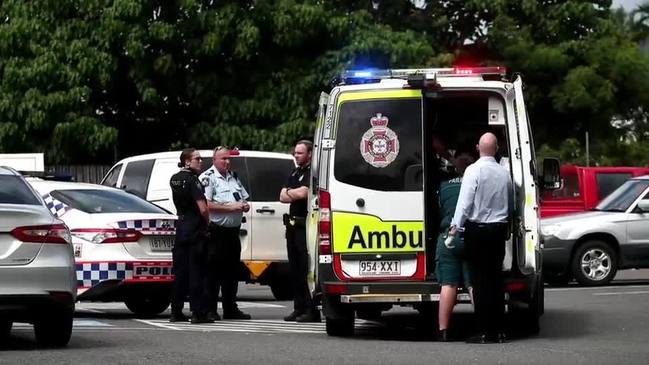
left=295, top=311, right=321, bottom=323
left=223, top=310, right=251, bottom=320
left=190, top=314, right=215, bottom=324
left=283, top=311, right=302, bottom=322
left=169, top=312, right=190, bottom=323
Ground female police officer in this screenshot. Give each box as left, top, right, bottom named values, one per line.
left=169, top=148, right=213, bottom=324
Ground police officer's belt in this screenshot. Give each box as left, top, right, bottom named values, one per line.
left=287, top=215, right=306, bottom=227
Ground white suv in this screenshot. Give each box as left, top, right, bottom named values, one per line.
left=101, top=150, right=296, bottom=299
left=0, top=166, right=76, bottom=347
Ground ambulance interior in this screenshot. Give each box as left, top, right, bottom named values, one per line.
left=421, top=91, right=514, bottom=282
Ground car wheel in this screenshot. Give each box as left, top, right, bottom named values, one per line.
left=0, top=320, right=12, bottom=340
left=34, top=308, right=73, bottom=348
left=124, top=294, right=170, bottom=318
left=571, top=240, right=618, bottom=286
left=269, top=282, right=294, bottom=301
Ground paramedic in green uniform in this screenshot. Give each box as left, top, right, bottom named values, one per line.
left=436, top=151, right=475, bottom=341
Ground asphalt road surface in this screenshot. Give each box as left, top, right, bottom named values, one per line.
left=2, top=270, right=649, bottom=364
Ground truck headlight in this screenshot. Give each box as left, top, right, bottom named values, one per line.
left=541, top=224, right=561, bottom=237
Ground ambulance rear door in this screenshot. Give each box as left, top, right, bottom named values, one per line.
left=327, top=89, right=425, bottom=282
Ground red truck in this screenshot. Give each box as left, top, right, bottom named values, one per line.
left=540, top=165, right=649, bottom=218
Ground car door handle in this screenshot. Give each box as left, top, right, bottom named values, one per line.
left=256, top=207, right=275, bottom=214
left=239, top=229, right=248, bottom=236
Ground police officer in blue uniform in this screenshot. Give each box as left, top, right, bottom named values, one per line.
left=200, top=146, right=252, bottom=320
left=169, top=148, right=213, bottom=324
left=280, top=140, right=320, bottom=322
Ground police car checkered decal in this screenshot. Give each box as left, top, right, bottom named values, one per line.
left=42, top=193, right=69, bottom=217
left=76, top=262, right=134, bottom=288
left=116, top=219, right=176, bottom=233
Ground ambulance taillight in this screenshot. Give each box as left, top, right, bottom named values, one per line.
left=318, top=189, right=331, bottom=255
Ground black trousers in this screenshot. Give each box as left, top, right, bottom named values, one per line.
left=286, top=223, right=313, bottom=314
left=464, top=221, right=508, bottom=335
left=207, top=225, right=242, bottom=314
left=171, top=240, right=209, bottom=315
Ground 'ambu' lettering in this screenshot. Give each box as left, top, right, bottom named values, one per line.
left=348, top=225, right=422, bottom=250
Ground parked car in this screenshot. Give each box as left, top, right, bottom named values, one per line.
left=541, top=175, right=649, bottom=286
left=100, top=150, right=296, bottom=300
left=27, top=179, right=177, bottom=317
left=0, top=166, right=76, bottom=347
left=540, top=165, right=649, bottom=218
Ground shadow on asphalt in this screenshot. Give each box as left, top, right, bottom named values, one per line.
left=0, top=331, right=112, bottom=352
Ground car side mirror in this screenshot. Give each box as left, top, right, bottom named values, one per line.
left=541, top=158, right=561, bottom=190
left=637, top=200, right=649, bottom=213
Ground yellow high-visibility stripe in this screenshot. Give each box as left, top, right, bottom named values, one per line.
left=332, top=212, right=424, bottom=253
left=337, top=89, right=421, bottom=105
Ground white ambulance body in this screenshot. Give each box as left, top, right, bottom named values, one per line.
left=309, top=67, right=560, bottom=336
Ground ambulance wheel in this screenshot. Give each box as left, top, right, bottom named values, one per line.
left=34, top=307, right=73, bottom=348
left=0, top=320, right=12, bottom=340
left=125, top=294, right=170, bottom=318
left=325, top=314, right=355, bottom=337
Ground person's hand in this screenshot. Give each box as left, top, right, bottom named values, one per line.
left=241, top=201, right=250, bottom=212
left=448, top=225, right=457, bottom=237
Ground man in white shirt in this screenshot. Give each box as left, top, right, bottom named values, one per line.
left=448, top=132, right=512, bottom=343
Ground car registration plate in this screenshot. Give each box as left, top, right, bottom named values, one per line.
left=359, top=260, right=400, bottom=276
left=150, top=236, right=174, bottom=251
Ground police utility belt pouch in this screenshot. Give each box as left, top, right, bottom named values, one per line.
left=289, top=216, right=306, bottom=227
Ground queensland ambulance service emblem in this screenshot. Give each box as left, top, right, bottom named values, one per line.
left=360, top=113, right=400, bottom=168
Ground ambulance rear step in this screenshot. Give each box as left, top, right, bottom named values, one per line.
left=340, top=293, right=475, bottom=304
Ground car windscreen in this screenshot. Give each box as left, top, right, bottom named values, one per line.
left=595, top=180, right=649, bottom=212
left=0, top=176, right=41, bottom=205
left=50, top=189, right=169, bottom=214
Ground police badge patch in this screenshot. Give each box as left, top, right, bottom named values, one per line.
left=360, top=113, right=400, bottom=168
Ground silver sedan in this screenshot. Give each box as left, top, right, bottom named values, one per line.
left=541, top=175, right=649, bottom=286
left=0, top=167, right=76, bottom=347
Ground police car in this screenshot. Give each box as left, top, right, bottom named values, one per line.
left=27, top=179, right=177, bottom=317
left=308, top=67, right=561, bottom=336
left=101, top=149, right=297, bottom=300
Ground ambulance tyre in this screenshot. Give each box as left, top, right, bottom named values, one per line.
left=324, top=295, right=354, bottom=337
left=34, top=307, right=73, bottom=347
left=125, top=294, right=170, bottom=318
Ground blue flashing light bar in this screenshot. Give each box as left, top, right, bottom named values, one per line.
left=339, top=67, right=507, bottom=85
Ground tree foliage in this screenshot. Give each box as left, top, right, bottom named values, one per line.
left=1, top=0, right=648, bottom=165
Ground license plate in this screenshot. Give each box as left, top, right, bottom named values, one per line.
left=150, top=236, right=174, bottom=251
left=359, top=260, right=400, bottom=276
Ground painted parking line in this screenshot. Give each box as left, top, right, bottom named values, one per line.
left=592, top=290, right=649, bottom=296
left=137, top=318, right=380, bottom=334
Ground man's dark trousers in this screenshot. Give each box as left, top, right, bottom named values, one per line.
left=464, top=221, right=508, bottom=336
left=209, top=225, right=242, bottom=314
left=286, top=222, right=312, bottom=314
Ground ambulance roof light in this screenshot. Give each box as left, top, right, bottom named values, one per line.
left=339, top=67, right=507, bottom=85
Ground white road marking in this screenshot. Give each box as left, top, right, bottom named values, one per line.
left=13, top=320, right=112, bottom=328
left=592, top=290, right=649, bottom=296
left=137, top=318, right=379, bottom=334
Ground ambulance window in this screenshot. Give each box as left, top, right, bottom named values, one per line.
left=334, top=98, right=422, bottom=191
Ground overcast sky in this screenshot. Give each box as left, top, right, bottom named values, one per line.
left=612, top=0, right=646, bottom=10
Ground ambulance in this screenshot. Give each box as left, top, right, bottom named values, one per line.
left=307, top=67, right=561, bottom=336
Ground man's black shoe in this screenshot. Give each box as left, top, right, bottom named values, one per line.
left=495, top=332, right=507, bottom=343
left=295, top=311, right=321, bottom=323
left=190, top=314, right=215, bottom=324
left=208, top=310, right=221, bottom=321
left=284, top=311, right=302, bottom=322
left=437, top=329, right=450, bottom=342
left=169, top=312, right=190, bottom=323
left=223, top=310, right=252, bottom=320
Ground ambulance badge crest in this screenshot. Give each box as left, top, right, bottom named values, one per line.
left=360, top=113, right=399, bottom=168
